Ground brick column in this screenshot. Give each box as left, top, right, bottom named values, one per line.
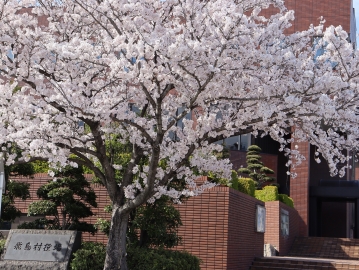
left=290, top=141, right=310, bottom=237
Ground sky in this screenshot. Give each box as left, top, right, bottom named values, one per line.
left=355, top=0, right=359, bottom=47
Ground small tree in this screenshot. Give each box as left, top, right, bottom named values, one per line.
left=19, top=166, right=97, bottom=234
left=1, top=181, right=30, bottom=226
left=238, top=145, right=275, bottom=188
left=94, top=138, right=184, bottom=248
left=1, top=145, right=33, bottom=226
left=96, top=196, right=182, bottom=249
left=129, top=197, right=182, bottom=249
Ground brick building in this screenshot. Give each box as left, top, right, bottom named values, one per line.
left=3, top=1, right=358, bottom=269
left=287, top=0, right=357, bottom=240
left=11, top=1, right=357, bottom=242
left=228, top=0, right=357, bottom=240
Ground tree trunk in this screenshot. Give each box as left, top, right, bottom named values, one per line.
left=103, top=206, right=129, bottom=270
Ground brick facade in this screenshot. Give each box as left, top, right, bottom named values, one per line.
left=264, top=201, right=302, bottom=256
left=290, top=141, right=310, bottom=237
left=228, top=189, right=265, bottom=269
left=260, top=0, right=353, bottom=34
left=287, top=0, right=354, bottom=239
left=253, top=0, right=355, bottom=239
left=11, top=173, right=111, bottom=243
left=12, top=175, right=267, bottom=270
left=173, top=186, right=265, bottom=270
left=9, top=174, right=308, bottom=270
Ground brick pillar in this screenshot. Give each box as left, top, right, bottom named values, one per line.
left=290, top=141, right=310, bottom=237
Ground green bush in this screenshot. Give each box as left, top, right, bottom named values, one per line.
left=254, top=186, right=295, bottom=207
left=70, top=242, right=201, bottom=270
left=0, top=239, right=6, bottom=255
left=237, top=178, right=256, bottom=197
left=127, top=247, right=201, bottom=270
left=208, top=170, right=240, bottom=190
left=230, top=171, right=239, bottom=190
left=254, top=186, right=278, bottom=202
left=70, top=242, right=106, bottom=270
left=278, top=194, right=294, bottom=208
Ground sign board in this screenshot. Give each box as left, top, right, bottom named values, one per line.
left=0, top=229, right=81, bottom=270
left=256, top=205, right=266, bottom=233
left=4, top=233, right=71, bottom=261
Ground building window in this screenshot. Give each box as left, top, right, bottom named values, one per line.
left=215, top=134, right=251, bottom=151
left=281, top=209, right=289, bottom=237
left=256, top=205, right=266, bottom=233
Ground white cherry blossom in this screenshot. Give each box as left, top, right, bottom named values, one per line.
left=0, top=0, right=359, bottom=269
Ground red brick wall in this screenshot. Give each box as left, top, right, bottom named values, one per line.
left=264, top=201, right=302, bottom=256
left=12, top=175, right=268, bottom=269
left=260, top=0, right=352, bottom=33
left=229, top=151, right=247, bottom=171
left=173, top=186, right=230, bottom=269
left=290, top=141, right=310, bottom=237
left=11, top=174, right=111, bottom=243
left=174, top=186, right=264, bottom=270
left=228, top=189, right=265, bottom=270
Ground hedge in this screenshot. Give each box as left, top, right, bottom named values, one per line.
left=255, top=186, right=278, bottom=202
left=278, top=194, right=294, bottom=208
left=254, top=186, right=294, bottom=208
left=0, top=239, right=6, bottom=255
left=127, top=247, right=201, bottom=270
left=237, top=177, right=255, bottom=197
left=70, top=242, right=201, bottom=270
left=70, top=242, right=106, bottom=270
left=230, top=171, right=239, bottom=190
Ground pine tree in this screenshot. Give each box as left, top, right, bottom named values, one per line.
left=19, top=166, right=97, bottom=234
left=237, top=145, right=275, bottom=188
left=1, top=144, right=33, bottom=226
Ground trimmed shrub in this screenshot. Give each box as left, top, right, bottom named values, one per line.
left=237, top=178, right=256, bottom=197
left=70, top=242, right=106, bottom=270
left=254, top=186, right=295, bottom=207
left=0, top=239, right=6, bottom=255
left=230, top=171, right=239, bottom=190
left=278, top=194, right=294, bottom=208
left=255, top=186, right=278, bottom=202
left=237, top=144, right=275, bottom=188
left=208, top=170, right=240, bottom=191
left=70, top=243, right=201, bottom=270
left=127, top=247, right=201, bottom=270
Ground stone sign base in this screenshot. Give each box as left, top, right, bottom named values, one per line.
left=0, top=229, right=81, bottom=270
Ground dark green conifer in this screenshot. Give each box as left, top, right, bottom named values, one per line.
left=237, top=145, right=275, bottom=188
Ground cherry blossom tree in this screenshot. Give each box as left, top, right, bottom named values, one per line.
left=1, top=0, right=359, bottom=269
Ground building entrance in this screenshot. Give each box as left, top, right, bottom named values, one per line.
left=310, top=180, right=359, bottom=238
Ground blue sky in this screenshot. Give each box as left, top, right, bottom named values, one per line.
left=355, top=0, right=359, bottom=47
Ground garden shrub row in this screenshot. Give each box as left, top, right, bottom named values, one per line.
left=278, top=194, right=294, bottom=208
left=237, top=177, right=255, bottom=197
left=254, top=186, right=278, bottom=202
left=127, top=246, right=201, bottom=270
left=70, top=242, right=201, bottom=270
left=0, top=239, right=6, bottom=255
left=253, top=185, right=294, bottom=208
left=227, top=173, right=294, bottom=207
